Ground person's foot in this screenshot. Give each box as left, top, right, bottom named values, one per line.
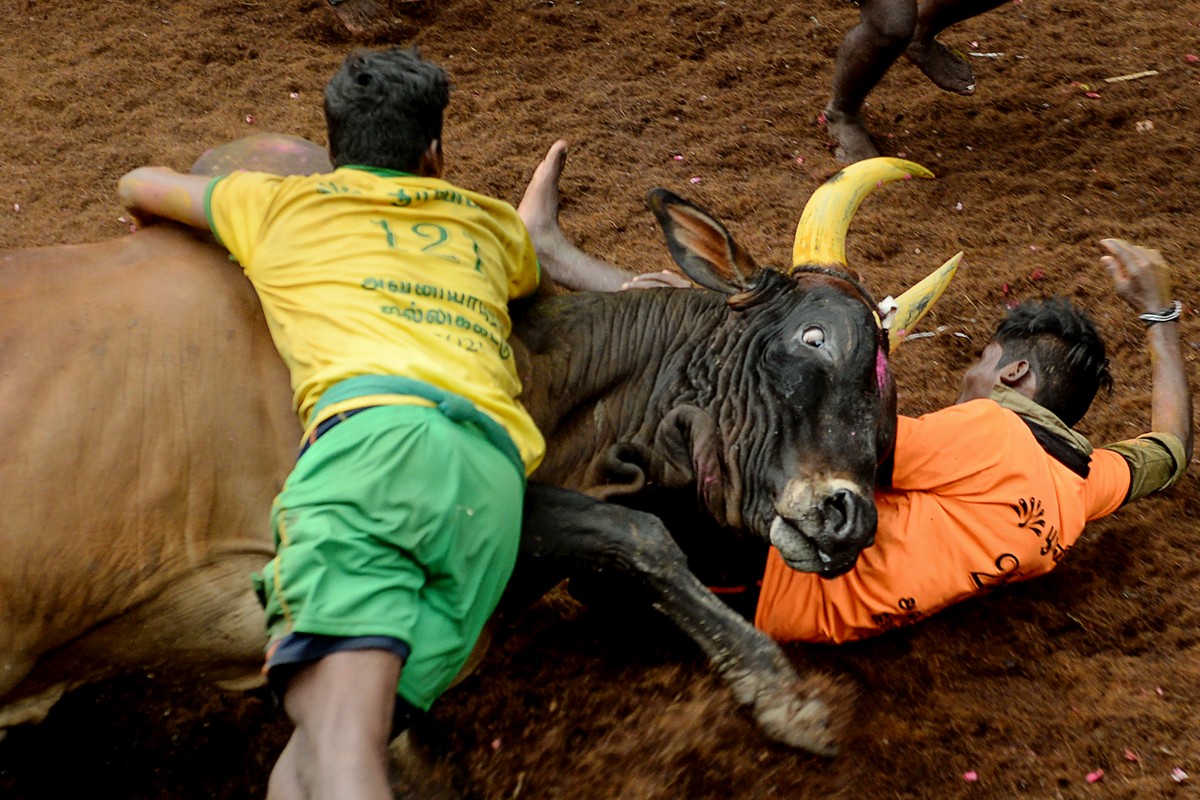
left=517, top=139, right=574, bottom=264
left=905, top=39, right=976, bottom=95
left=821, top=107, right=879, bottom=164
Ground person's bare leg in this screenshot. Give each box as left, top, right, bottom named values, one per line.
left=267, top=733, right=310, bottom=800
left=824, top=0, right=918, bottom=163
left=270, top=649, right=402, bottom=800
left=517, top=140, right=636, bottom=292
left=905, top=0, right=1009, bottom=94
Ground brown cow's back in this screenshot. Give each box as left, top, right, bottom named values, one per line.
left=0, top=225, right=294, bottom=727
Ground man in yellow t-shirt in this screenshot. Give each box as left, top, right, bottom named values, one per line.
left=119, top=48, right=543, bottom=800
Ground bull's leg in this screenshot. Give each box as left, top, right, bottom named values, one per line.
left=513, top=482, right=840, bottom=756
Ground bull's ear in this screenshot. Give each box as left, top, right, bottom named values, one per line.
left=647, top=188, right=759, bottom=293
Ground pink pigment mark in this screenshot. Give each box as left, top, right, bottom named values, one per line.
left=694, top=458, right=719, bottom=513
left=875, top=348, right=890, bottom=393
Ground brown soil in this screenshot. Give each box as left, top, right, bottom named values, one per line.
left=2, top=1, right=1199, bottom=798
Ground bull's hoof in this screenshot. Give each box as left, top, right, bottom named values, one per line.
left=753, top=674, right=851, bottom=756
left=190, top=133, right=331, bottom=178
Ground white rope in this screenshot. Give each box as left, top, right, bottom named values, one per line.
left=1138, top=300, right=1183, bottom=326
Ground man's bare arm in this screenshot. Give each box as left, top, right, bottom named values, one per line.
left=1101, top=238, right=1194, bottom=462
left=117, top=167, right=211, bottom=230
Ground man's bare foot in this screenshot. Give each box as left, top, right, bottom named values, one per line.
left=905, top=39, right=976, bottom=95
left=821, top=107, right=879, bottom=164
left=517, top=140, right=638, bottom=292
left=517, top=139, right=571, bottom=256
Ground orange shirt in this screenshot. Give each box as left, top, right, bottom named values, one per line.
left=755, top=397, right=1133, bottom=644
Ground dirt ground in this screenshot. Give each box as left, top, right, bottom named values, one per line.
left=2, top=0, right=1200, bottom=797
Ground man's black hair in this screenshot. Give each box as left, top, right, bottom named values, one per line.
left=993, top=296, right=1113, bottom=426
left=324, top=47, right=450, bottom=172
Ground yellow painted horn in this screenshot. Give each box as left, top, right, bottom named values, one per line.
left=792, top=158, right=934, bottom=268
left=887, top=251, right=962, bottom=351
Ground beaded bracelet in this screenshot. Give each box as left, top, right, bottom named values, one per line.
left=1138, top=300, right=1183, bottom=326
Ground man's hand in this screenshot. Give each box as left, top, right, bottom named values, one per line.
left=620, top=269, right=694, bottom=291
left=117, top=167, right=212, bottom=232
left=1100, top=238, right=1171, bottom=314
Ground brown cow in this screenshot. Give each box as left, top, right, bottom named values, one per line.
left=0, top=137, right=951, bottom=757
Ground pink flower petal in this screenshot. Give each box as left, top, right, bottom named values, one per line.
left=673, top=154, right=684, bottom=161
left=689, top=176, right=702, bottom=184
left=1172, top=768, right=1189, bottom=783
left=1124, top=749, right=1139, bottom=763
left=1086, top=769, right=1104, bottom=783
left=963, top=771, right=979, bottom=782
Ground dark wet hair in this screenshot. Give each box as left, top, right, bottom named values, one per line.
left=324, top=47, right=450, bottom=172
left=993, top=297, right=1112, bottom=426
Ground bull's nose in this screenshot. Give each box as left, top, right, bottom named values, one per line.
left=824, top=488, right=875, bottom=548
left=773, top=479, right=877, bottom=574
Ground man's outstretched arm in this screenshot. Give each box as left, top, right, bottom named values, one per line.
left=1101, top=238, right=1194, bottom=462
left=117, top=167, right=211, bottom=230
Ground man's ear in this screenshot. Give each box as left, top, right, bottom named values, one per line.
left=419, top=139, right=445, bottom=178
left=998, top=359, right=1038, bottom=396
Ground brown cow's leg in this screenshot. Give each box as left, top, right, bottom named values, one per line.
left=511, top=483, right=842, bottom=756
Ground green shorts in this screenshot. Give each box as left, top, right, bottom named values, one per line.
left=252, top=404, right=524, bottom=710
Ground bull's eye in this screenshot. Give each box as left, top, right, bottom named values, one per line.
left=801, top=326, right=826, bottom=347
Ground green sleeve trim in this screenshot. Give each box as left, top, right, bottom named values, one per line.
left=204, top=175, right=227, bottom=248
left=1103, top=432, right=1188, bottom=503
left=343, top=164, right=416, bottom=178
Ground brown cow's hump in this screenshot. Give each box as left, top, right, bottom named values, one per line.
left=190, top=133, right=332, bottom=178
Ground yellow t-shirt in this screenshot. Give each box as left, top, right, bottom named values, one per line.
left=755, top=391, right=1185, bottom=644
left=206, top=166, right=545, bottom=473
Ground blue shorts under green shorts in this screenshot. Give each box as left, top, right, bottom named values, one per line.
left=252, top=403, right=524, bottom=711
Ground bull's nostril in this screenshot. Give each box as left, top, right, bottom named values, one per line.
left=824, top=490, right=849, bottom=531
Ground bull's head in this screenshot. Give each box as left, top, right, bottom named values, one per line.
left=648, top=159, right=959, bottom=578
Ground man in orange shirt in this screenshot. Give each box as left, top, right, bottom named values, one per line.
left=518, top=142, right=1192, bottom=644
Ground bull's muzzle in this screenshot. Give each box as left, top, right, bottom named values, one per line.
left=769, top=478, right=877, bottom=578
